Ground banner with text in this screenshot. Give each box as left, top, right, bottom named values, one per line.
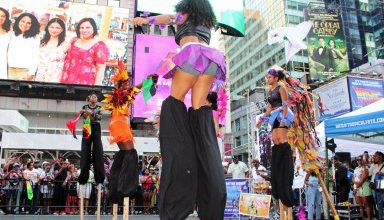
left=224, top=179, right=249, bottom=218
left=313, top=77, right=351, bottom=121
left=348, top=77, right=384, bottom=110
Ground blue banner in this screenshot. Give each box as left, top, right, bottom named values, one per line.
left=348, top=77, right=384, bottom=110
left=325, top=110, right=384, bottom=137
left=224, top=179, right=249, bottom=218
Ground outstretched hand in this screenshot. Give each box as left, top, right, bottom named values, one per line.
left=131, top=17, right=148, bottom=27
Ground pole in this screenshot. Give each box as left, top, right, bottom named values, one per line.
left=80, top=185, right=84, bottom=220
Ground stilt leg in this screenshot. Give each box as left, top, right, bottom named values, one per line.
left=80, top=185, right=84, bottom=220
left=279, top=200, right=285, bottom=220
left=123, top=197, right=129, bottom=220
left=112, top=204, right=118, bottom=220
left=97, top=184, right=102, bottom=220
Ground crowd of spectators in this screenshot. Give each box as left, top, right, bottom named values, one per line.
left=0, top=155, right=160, bottom=215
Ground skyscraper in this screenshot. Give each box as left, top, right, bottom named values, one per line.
left=324, top=0, right=384, bottom=68
left=224, top=0, right=310, bottom=156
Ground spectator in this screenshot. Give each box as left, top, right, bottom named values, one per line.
left=140, top=168, right=156, bottom=214
left=251, top=159, right=268, bottom=182
left=53, top=160, right=69, bottom=215
left=65, top=164, right=78, bottom=214
left=23, top=161, right=40, bottom=214
left=227, top=156, right=249, bottom=179
left=39, top=163, right=54, bottom=214
left=353, top=156, right=373, bottom=220
left=369, top=151, right=384, bottom=220
left=77, top=166, right=95, bottom=214
left=305, top=170, right=322, bottom=220
left=333, top=155, right=350, bottom=203
left=4, top=162, right=22, bottom=214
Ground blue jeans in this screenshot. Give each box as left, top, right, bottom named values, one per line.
left=374, top=190, right=384, bottom=220
left=307, top=185, right=322, bottom=220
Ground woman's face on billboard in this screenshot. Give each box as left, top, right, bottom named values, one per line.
left=19, top=16, right=32, bottom=33
left=0, top=10, right=6, bottom=27
left=79, top=21, right=94, bottom=39
left=48, top=22, right=63, bottom=38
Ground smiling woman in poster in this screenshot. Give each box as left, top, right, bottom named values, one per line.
left=35, top=18, right=69, bottom=83
left=60, top=17, right=110, bottom=85
left=0, top=7, right=11, bottom=80
left=7, top=12, right=40, bottom=81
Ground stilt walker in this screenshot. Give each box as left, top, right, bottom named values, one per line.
left=101, top=61, right=158, bottom=220
left=132, top=1, right=227, bottom=219
left=257, top=66, right=339, bottom=220
left=67, top=93, right=106, bottom=219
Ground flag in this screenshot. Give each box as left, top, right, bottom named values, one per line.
left=83, top=116, right=92, bottom=139
left=141, top=74, right=159, bottom=103
left=268, top=21, right=313, bottom=63
left=66, top=114, right=80, bottom=139
left=26, top=181, right=33, bottom=200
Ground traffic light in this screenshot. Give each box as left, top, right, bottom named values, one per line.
left=326, top=138, right=337, bottom=153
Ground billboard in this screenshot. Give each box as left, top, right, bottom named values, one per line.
left=224, top=179, right=249, bottom=218
left=136, top=0, right=245, bottom=37
left=348, top=77, right=384, bottom=110
left=0, top=0, right=129, bottom=86
left=313, top=77, right=351, bottom=121
left=133, top=34, right=192, bottom=118
left=304, top=8, right=349, bottom=81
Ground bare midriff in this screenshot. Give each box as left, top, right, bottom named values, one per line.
left=179, top=35, right=207, bottom=47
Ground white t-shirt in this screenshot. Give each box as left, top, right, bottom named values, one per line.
left=23, top=168, right=40, bottom=185
left=228, top=161, right=248, bottom=179
left=251, top=165, right=267, bottom=182
left=369, top=163, right=384, bottom=182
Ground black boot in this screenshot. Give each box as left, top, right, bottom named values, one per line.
left=158, top=96, right=198, bottom=220
left=271, top=143, right=294, bottom=207
left=109, top=149, right=139, bottom=204
left=188, top=106, right=226, bottom=220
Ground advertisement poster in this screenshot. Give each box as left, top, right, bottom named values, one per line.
left=0, top=0, right=129, bottom=86
left=239, top=193, right=271, bottom=218
left=313, top=77, right=351, bottom=121
left=304, top=8, right=349, bottom=81
left=348, top=77, right=384, bottom=110
left=225, top=179, right=249, bottom=218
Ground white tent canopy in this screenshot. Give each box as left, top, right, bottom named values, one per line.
left=316, top=99, right=384, bottom=157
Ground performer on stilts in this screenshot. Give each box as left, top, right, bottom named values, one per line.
left=257, top=66, right=295, bottom=220
left=78, top=93, right=105, bottom=219
left=101, top=61, right=158, bottom=219
left=133, top=1, right=227, bottom=219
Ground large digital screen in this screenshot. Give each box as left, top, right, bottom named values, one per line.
left=0, top=0, right=129, bottom=86
left=133, top=34, right=191, bottom=118
left=136, top=0, right=245, bottom=37
left=304, top=8, right=350, bottom=81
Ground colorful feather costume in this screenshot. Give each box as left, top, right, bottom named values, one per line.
left=101, top=60, right=158, bottom=144
left=101, top=60, right=158, bottom=204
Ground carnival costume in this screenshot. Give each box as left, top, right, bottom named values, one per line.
left=149, top=14, right=227, bottom=220
left=259, top=67, right=323, bottom=208
left=100, top=61, right=157, bottom=204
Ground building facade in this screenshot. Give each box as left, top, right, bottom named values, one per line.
left=223, top=0, right=311, bottom=159
left=324, top=0, right=384, bottom=68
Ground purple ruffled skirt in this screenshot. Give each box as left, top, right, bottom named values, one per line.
left=154, top=43, right=227, bottom=82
